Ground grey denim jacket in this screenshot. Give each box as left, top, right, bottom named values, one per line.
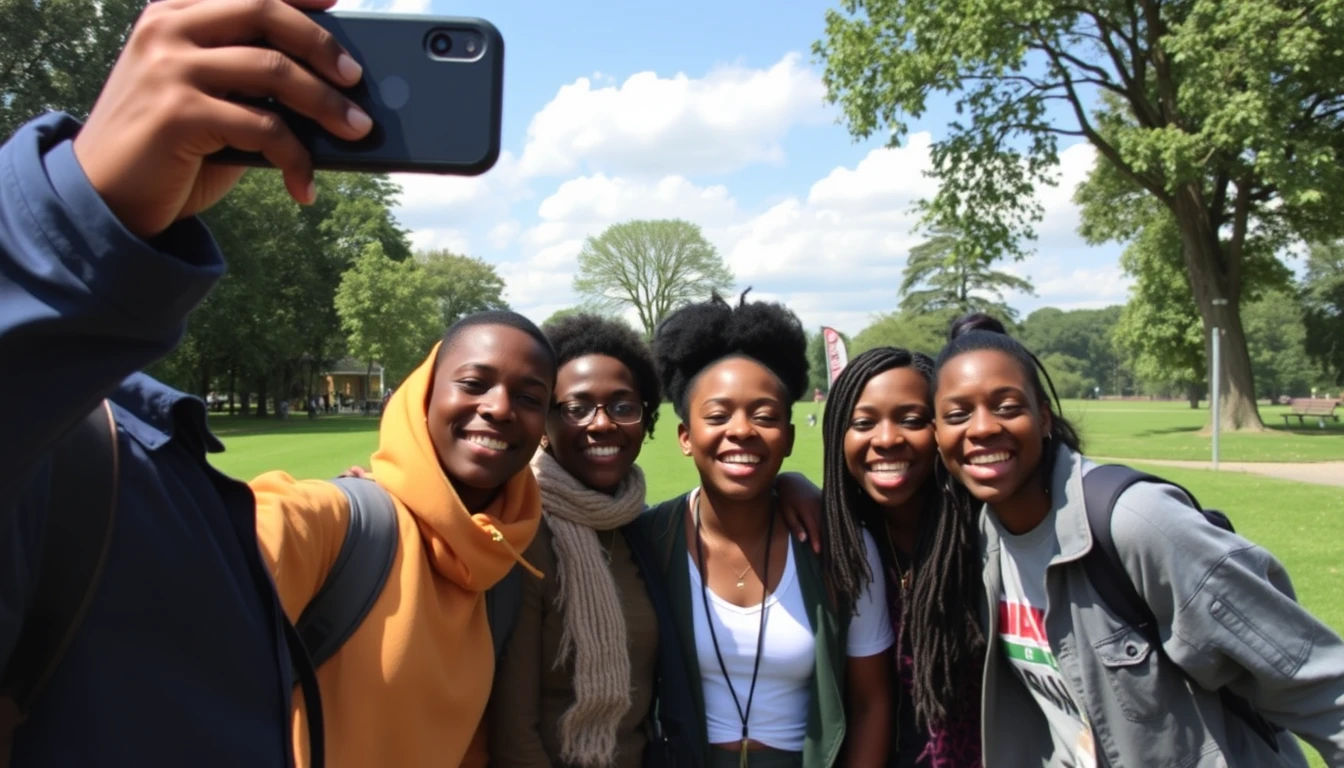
left=977, top=444, right=1344, bottom=768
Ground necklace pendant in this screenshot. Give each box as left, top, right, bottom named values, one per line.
left=740, top=737, right=749, bottom=768
left=736, top=577, right=746, bottom=589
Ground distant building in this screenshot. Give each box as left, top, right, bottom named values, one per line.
left=321, top=357, right=385, bottom=409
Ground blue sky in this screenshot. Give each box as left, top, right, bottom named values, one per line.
left=337, top=0, right=1128, bottom=333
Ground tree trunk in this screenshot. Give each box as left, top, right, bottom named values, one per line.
left=255, top=376, right=269, bottom=418
left=198, top=362, right=211, bottom=399
left=1186, top=381, right=1200, bottom=409
left=228, top=369, right=237, bottom=416
left=1172, top=191, right=1266, bottom=431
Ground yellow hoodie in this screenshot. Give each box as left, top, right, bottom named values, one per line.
left=252, top=343, right=542, bottom=768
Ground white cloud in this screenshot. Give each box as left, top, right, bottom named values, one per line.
left=391, top=151, right=526, bottom=231
left=517, top=53, right=829, bottom=178
left=408, top=228, right=471, bottom=255
left=499, top=134, right=1123, bottom=335
left=487, top=220, right=522, bottom=250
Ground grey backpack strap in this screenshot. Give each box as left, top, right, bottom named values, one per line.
left=295, top=477, right=399, bottom=669
left=485, top=566, right=522, bottom=660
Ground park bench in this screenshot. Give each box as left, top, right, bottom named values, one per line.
left=1281, top=398, right=1340, bottom=427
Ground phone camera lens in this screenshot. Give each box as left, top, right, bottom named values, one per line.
left=428, top=32, right=452, bottom=56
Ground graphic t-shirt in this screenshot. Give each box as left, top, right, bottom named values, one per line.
left=996, top=513, right=1096, bottom=768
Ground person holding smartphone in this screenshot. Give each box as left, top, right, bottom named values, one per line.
left=0, top=0, right=374, bottom=764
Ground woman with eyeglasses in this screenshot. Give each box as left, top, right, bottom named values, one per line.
left=488, top=313, right=695, bottom=768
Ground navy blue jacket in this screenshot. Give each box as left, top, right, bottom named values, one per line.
left=0, top=114, right=297, bottom=766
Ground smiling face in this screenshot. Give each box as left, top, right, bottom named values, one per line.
left=843, top=366, right=936, bottom=511
left=934, top=349, right=1052, bottom=515
left=546, top=354, right=646, bottom=493
left=678, top=357, right=794, bottom=502
left=427, top=325, right=554, bottom=511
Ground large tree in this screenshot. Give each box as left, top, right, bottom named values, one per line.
left=1, top=0, right=141, bottom=138
left=419, top=250, right=509, bottom=329
left=573, top=219, right=733, bottom=336
left=1110, top=218, right=1207, bottom=407
left=817, top=0, right=1344, bottom=430
left=335, top=242, right=442, bottom=391
left=1302, top=241, right=1344, bottom=386
left=899, top=227, right=1035, bottom=321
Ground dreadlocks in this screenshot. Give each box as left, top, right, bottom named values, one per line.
left=911, top=311, right=1085, bottom=728
left=823, top=345, right=987, bottom=730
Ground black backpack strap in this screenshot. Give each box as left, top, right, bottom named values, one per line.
left=295, top=477, right=400, bottom=669
left=0, top=401, right=118, bottom=766
left=1082, top=464, right=1281, bottom=751
left=1081, top=464, right=1163, bottom=646
left=485, top=566, right=522, bottom=661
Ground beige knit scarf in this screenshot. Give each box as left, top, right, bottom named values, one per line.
left=530, top=448, right=648, bottom=767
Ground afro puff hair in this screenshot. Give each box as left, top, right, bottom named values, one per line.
left=541, top=312, right=662, bottom=438
left=652, top=289, right=809, bottom=421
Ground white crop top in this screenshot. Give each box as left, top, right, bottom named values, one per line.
left=688, top=527, right=892, bottom=751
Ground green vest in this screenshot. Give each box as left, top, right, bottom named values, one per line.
left=635, top=493, right=848, bottom=768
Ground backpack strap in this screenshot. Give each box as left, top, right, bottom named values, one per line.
left=1081, top=464, right=1281, bottom=751
left=295, top=477, right=400, bottom=669
left=0, top=401, right=118, bottom=767
left=485, top=567, right=521, bottom=661
left=1081, top=464, right=1164, bottom=646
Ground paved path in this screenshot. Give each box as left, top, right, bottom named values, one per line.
left=1093, top=458, right=1344, bottom=487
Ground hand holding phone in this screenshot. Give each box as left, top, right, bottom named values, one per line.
left=73, top=0, right=372, bottom=239
left=213, top=12, right=506, bottom=177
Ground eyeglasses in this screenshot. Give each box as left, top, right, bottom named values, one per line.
left=556, top=400, right=645, bottom=426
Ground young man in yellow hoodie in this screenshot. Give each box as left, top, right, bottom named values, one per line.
left=251, top=311, right=556, bottom=768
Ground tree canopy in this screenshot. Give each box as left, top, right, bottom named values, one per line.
left=816, top=0, right=1344, bottom=430
left=573, top=219, right=733, bottom=337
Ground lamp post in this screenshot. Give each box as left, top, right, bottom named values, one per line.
left=1210, top=298, right=1228, bottom=470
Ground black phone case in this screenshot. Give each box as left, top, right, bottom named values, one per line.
left=211, top=12, right=503, bottom=176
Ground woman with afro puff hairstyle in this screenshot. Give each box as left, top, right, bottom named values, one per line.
left=634, top=291, right=894, bottom=768
left=489, top=313, right=700, bottom=768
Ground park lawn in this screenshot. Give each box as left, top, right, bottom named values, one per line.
left=1058, top=399, right=1344, bottom=462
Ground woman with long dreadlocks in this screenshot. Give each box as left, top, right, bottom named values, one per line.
left=932, top=313, right=1344, bottom=768
left=820, top=347, right=983, bottom=768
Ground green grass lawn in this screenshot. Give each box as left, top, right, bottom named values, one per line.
left=1059, top=400, right=1344, bottom=462
left=209, top=404, right=1342, bottom=766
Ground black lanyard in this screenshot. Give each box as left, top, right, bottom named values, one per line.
left=693, top=492, right=776, bottom=768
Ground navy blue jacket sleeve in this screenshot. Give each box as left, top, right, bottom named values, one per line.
left=0, top=113, right=225, bottom=497
left=1, top=113, right=226, bottom=667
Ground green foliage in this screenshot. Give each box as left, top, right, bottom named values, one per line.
left=1, top=0, right=141, bottom=137
left=1039, top=352, right=1095, bottom=400
left=1020, top=306, right=1126, bottom=394
left=899, top=227, right=1035, bottom=321
left=1302, top=242, right=1344, bottom=385
left=573, top=219, right=733, bottom=336
left=419, top=249, right=509, bottom=330
left=335, top=242, right=441, bottom=386
left=1111, top=217, right=1206, bottom=394
left=1243, top=290, right=1327, bottom=398
left=851, top=309, right=956, bottom=359
left=146, top=169, right=411, bottom=410
left=816, top=0, right=1344, bottom=429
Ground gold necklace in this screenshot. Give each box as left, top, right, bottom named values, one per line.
left=884, top=521, right=912, bottom=595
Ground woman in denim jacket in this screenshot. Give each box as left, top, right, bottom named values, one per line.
left=930, top=313, right=1344, bottom=768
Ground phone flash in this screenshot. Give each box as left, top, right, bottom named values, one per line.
left=465, top=38, right=478, bottom=54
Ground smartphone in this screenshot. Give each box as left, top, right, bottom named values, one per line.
left=212, top=12, right=504, bottom=175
